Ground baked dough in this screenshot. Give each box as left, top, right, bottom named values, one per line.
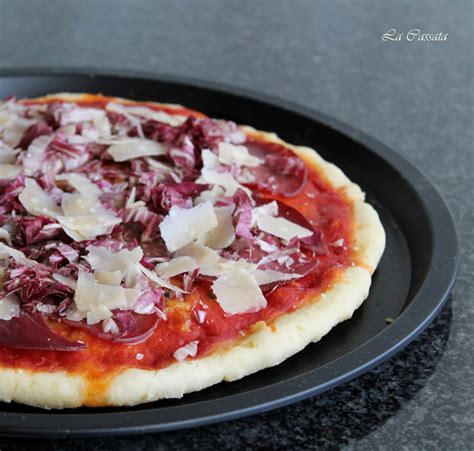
left=0, top=94, right=385, bottom=408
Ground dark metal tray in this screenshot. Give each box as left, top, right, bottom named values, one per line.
left=0, top=70, right=459, bottom=437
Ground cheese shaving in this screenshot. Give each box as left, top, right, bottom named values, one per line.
left=251, top=201, right=278, bottom=227
left=107, top=138, right=167, bottom=162
left=251, top=269, right=302, bottom=286
left=19, top=178, right=62, bottom=219
left=56, top=173, right=102, bottom=196
left=0, top=143, right=18, bottom=164
left=155, top=256, right=197, bottom=279
left=174, top=242, right=219, bottom=267
left=257, top=216, right=313, bottom=241
left=138, top=263, right=186, bottom=293
left=202, top=206, right=235, bottom=249
left=85, top=245, right=144, bottom=279
left=0, top=164, right=21, bottom=180
left=106, top=102, right=187, bottom=127
left=159, top=202, right=218, bottom=252
left=218, top=142, right=262, bottom=167
left=0, top=294, right=20, bottom=321
left=61, top=193, right=98, bottom=217
left=52, top=273, right=77, bottom=290
left=59, top=107, right=106, bottom=126
left=156, top=242, right=220, bottom=278
left=212, top=269, right=267, bottom=314
left=198, top=168, right=249, bottom=196
left=200, top=258, right=257, bottom=277
left=74, top=270, right=141, bottom=324
left=0, top=113, right=35, bottom=147
left=173, top=341, right=199, bottom=362
left=0, top=242, right=38, bottom=267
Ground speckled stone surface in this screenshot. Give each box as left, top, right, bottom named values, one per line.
left=0, top=0, right=472, bottom=449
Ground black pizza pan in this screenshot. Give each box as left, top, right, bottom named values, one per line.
left=0, top=70, right=459, bottom=437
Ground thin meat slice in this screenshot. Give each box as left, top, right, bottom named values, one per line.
left=242, top=145, right=308, bottom=197
left=0, top=312, right=85, bottom=351
left=64, top=311, right=160, bottom=345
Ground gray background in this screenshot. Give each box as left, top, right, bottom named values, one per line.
left=0, top=0, right=473, bottom=449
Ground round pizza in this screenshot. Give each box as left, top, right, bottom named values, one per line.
left=0, top=93, right=385, bottom=409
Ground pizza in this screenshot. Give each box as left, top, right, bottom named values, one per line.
left=0, top=93, right=385, bottom=409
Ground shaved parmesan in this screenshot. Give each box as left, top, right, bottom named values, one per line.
left=256, top=238, right=278, bottom=253
left=251, top=269, right=302, bottom=286
left=218, top=142, right=262, bottom=167
left=107, top=138, right=167, bottom=162
left=0, top=293, right=20, bottom=321
left=52, top=273, right=77, bottom=290
left=82, top=116, right=112, bottom=140
left=56, top=173, right=102, bottom=196
left=35, top=303, right=56, bottom=314
left=74, top=270, right=140, bottom=324
left=173, top=340, right=199, bottom=362
left=57, top=214, right=121, bottom=232
left=102, top=317, right=119, bottom=334
left=106, top=102, right=186, bottom=127
left=251, top=201, right=278, bottom=227
left=198, top=168, right=249, bottom=196
left=94, top=270, right=123, bottom=286
left=61, top=193, right=98, bottom=216
left=156, top=242, right=220, bottom=278
left=175, top=242, right=219, bottom=267
left=22, top=135, right=54, bottom=176
left=86, top=305, right=113, bottom=325
left=200, top=258, right=257, bottom=277
left=212, top=269, right=267, bottom=314
left=0, top=143, right=18, bottom=164
left=19, top=178, right=62, bottom=219
left=85, top=245, right=144, bottom=279
left=156, top=256, right=197, bottom=279
left=159, top=202, right=218, bottom=252
left=0, top=242, right=37, bottom=267
left=59, top=107, right=105, bottom=125
left=0, top=113, right=35, bottom=147
left=195, top=185, right=225, bottom=205
left=138, top=264, right=185, bottom=293
left=202, top=205, right=235, bottom=249
left=0, top=226, right=12, bottom=245
left=58, top=192, right=121, bottom=239
left=123, top=263, right=148, bottom=291
left=61, top=227, right=87, bottom=242
left=201, top=149, right=219, bottom=169
left=257, top=216, right=313, bottom=241
left=0, top=164, right=20, bottom=180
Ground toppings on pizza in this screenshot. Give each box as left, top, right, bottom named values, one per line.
left=0, top=94, right=354, bottom=372
left=159, top=202, right=218, bottom=252
left=0, top=312, right=86, bottom=351
left=212, top=268, right=267, bottom=314
left=107, top=138, right=167, bottom=162
left=173, top=340, right=199, bottom=362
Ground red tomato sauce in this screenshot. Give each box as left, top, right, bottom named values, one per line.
left=0, top=96, right=354, bottom=381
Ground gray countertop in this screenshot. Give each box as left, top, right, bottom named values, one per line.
left=0, top=0, right=472, bottom=449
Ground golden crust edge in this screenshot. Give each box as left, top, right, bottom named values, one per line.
left=0, top=96, right=386, bottom=409
left=20, top=92, right=193, bottom=115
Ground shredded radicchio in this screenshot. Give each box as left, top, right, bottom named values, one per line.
left=0, top=96, right=326, bottom=351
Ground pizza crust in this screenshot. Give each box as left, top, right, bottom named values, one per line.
left=0, top=95, right=385, bottom=409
